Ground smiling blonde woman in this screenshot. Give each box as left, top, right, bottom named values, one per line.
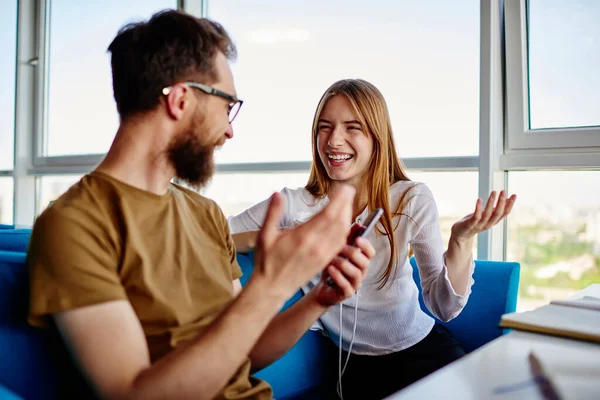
left=229, top=79, right=516, bottom=400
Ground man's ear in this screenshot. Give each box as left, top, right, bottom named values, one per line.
left=163, top=84, right=190, bottom=120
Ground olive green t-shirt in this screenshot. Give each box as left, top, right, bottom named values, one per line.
left=27, top=171, right=272, bottom=400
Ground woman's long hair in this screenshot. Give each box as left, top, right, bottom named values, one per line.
left=305, top=79, right=414, bottom=289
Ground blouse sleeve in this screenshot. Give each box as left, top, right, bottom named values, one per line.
left=405, top=184, right=475, bottom=322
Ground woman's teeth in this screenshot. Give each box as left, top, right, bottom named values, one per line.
left=328, top=154, right=353, bottom=160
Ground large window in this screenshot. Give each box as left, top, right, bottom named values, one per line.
left=0, top=178, right=14, bottom=225
left=4, top=1, right=597, bottom=317
left=202, top=172, right=310, bottom=217
left=409, top=171, right=479, bottom=257
left=44, top=0, right=177, bottom=157
left=528, top=0, right=600, bottom=130
left=504, top=0, right=600, bottom=311
left=505, top=0, right=600, bottom=150
left=0, top=0, right=17, bottom=170
left=507, top=170, right=600, bottom=311
left=208, top=0, right=480, bottom=164
left=37, top=175, right=82, bottom=215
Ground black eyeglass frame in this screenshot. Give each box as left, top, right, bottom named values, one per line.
left=162, top=81, right=243, bottom=123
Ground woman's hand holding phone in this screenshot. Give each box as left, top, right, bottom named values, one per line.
left=315, top=236, right=375, bottom=306
left=314, top=209, right=381, bottom=306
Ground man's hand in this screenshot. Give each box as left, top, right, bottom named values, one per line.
left=250, top=184, right=355, bottom=301
left=313, top=237, right=375, bottom=307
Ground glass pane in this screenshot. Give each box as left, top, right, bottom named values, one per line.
left=0, top=0, right=17, bottom=169
left=46, top=1, right=177, bottom=156
left=408, top=171, right=479, bottom=258
left=209, top=0, right=480, bottom=163
left=37, top=175, right=82, bottom=214
left=507, top=171, right=600, bottom=311
left=202, top=172, right=310, bottom=217
left=528, top=0, right=600, bottom=129
left=0, top=177, right=14, bottom=224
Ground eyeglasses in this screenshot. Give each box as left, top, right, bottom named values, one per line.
left=162, top=81, right=243, bottom=123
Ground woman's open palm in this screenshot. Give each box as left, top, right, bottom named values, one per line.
left=451, top=190, right=517, bottom=240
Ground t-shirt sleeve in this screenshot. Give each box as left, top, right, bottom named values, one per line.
left=227, top=228, right=243, bottom=281
left=216, top=205, right=243, bottom=280
left=28, top=208, right=127, bottom=328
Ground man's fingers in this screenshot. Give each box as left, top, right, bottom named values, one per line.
left=321, top=184, right=354, bottom=225
left=258, top=184, right=357, bottom=291
left=318, top=184, right=354, bottom=239
left=293, top=184, right=355, bottom=254
left=328, top=184, right=356, bottom=207
left=258, top=192, right=285, bottom=248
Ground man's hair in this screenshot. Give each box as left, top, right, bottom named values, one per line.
left=107, top=9, right=237, bottom=119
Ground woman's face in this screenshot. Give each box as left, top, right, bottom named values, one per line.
left=316, top=95, right=374, bottom=189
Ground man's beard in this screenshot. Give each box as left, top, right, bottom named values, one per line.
left=167, top=118, right=216, bottom=191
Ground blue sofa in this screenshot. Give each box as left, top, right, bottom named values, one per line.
left=0, top=228, right=520, bottom=399
left=235, top=252, right=520, bottom=398
left=0, top=383, right=21, bottom=400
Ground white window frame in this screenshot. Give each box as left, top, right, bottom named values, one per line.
left=30, top=0, right=187, bottom=172
left=10, top=0, right=506, bottom=263
left=479, top=0, right=507, bottom=261
left=13, top=0, right=38, bottom=226
left=504, top=0, right=600, bottom=153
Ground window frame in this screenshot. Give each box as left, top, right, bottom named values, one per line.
left=504, top=0, right=600, bottom=153
left=9, top=0, right=506, bottom=262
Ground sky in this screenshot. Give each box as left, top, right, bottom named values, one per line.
left=0, top=0, right=17, bottom=170
left=528, top=0, right=600, bottom=129
left=208, top=0, right=481, bottom=162
left=0, top=0, right=599, bottom=224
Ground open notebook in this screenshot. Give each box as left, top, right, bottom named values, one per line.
left=499, top=296, right=600, bottom=343
left=529, top=345, right=600, bottom=400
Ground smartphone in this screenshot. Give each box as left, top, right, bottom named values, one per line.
left=326, top=208, right=383, bottom=287
left=346, top=208, right=384, bottom=247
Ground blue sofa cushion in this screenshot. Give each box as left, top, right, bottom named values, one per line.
left=0, top=251, right=93, bottom=399
left=0, top=225, right=15, bottom=230
left=0, top=230, right=32, bottom=254
left=0, top=252, right=29, bottom=323
left=0, top=383, right=22, bottom=400
left=410, top=257, right=520, bottom=353
left=0, top=251, right=57, bottom=398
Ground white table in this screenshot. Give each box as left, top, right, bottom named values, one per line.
left=386, top=284, right=600, bottom=400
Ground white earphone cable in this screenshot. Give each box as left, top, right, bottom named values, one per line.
left=336, top=290, right=359, bottom=400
